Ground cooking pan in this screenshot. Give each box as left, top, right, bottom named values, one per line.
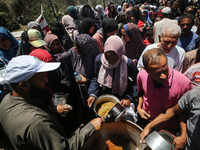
left=94, top=94, right=125, bottom=123
left=81, top=120, right=147, bottom=150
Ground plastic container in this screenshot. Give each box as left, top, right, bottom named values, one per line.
left=74, top=72, right=82, bottom=81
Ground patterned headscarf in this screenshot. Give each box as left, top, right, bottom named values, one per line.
left=71, top=34, right=99, bottom=78
left=123, top=23, right=145, bottom=59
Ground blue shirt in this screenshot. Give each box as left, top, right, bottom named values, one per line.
left=177, top=32, right=199, bottom=52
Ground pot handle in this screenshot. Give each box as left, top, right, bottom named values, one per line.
left=103, top=114, right=111, bottom=123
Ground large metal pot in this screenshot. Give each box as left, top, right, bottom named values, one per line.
left=81, top=120, right=147, bottom=150
left=94, top=94, right=125, bottom=123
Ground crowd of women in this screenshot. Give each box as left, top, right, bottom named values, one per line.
left=1, top=0, right=200, bottom=149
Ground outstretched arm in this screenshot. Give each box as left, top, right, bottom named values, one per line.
left=140, top=104, right=184, bottom=143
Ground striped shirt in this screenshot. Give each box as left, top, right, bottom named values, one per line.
left=184, top=62, right=200, bottom=88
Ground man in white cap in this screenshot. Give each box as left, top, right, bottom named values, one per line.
left=0, top=55, right=104, bottom=150
left=154, top=7, right=178, bottom=43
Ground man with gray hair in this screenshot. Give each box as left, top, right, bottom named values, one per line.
left=154, top=7, right=178, bottom=43
left=137, top=23, right=185, bottom=72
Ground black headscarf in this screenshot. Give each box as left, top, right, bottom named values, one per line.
left=102, top=18, right=118, bottom=43
left=50, top=21, right=74, bottom=51
left=17, top=30, right=32, bottom=55
left=78, top=17, right=94, bottom=36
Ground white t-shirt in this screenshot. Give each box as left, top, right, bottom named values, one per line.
left=137, top=43, right=185, bottom=72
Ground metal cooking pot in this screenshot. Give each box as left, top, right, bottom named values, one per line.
left=81, top=120, right=147, bottom=150
left=103, top=103, right=126, bottom=123
left=94, top=94, right=125, bottom=123
left=144, top=131, right=175, bottom=150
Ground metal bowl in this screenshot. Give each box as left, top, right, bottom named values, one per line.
left=144, top=131, right=175, bottom=150
left=81, top=120, right=147, bottom=150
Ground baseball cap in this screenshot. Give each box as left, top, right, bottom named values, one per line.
left=27, top=29, right=47, bottom=47
left=162, top=7, right=171, bottom=14
left=5, top=55, right=60, bottom=84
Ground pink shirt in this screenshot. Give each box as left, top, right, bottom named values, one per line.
left=137, top=68, right=193, bottom=129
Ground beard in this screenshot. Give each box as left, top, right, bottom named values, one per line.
left=28, top=83, right=52, bottom=106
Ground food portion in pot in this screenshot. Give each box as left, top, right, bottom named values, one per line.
left=86, top=134, right=138, bottom=150
left=106, top=140, right=123, bottom=150
left=97, top=102, right=115, bottom=117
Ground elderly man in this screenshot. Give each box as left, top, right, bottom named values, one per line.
left=154, top=7, right=178, bottom=43
left=0, top=55, right=104, bottom=150
left=137, top=48, right=193, bottom=149
left=137, top=23, right=185, bottom=72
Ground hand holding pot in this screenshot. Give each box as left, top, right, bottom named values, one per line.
left=173, top=135, right=187, bottom=149
left=87, top=96, right=96, bottom=108
left=140, top=125, right=151, bottom=143
left=90, top=118, right=105, bottom=131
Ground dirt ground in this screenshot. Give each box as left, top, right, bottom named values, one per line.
left=0, top=125, right=14, bottom=150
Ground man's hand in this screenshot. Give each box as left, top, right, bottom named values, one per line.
left=120, top=99, right=131, bottom=107
left=137, top=107, right=150, bottom=119
left=90, top=118, right=105, bottom=131
left=57, top=104, right=72, bottom=114
left=140, top=125, right=151, bottom=143
left=87, top=96, right=96, bottom=108
left=173, top=135, right=187, bottom=149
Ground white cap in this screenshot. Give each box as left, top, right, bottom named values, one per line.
left=4, top=55, right=60, bottom=84
left=162, top=7, right=171, bottom=14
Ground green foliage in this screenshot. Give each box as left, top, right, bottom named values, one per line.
left=0, top=0, right=67, bottom=31
left=0, top=0, right=110, bottom=31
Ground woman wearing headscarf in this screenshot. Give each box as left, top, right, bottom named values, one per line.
left=125, top=8, right=135, bottom=23
left=0, top=26, right=20, bottom=67
left=142, top=9, right=153, bottom=26
left=117, top=5, right=122, bottom=12
left=66, top=6, right=79, bottom=24
left=27, top=21, right=45, bottom=38
left=108, top=5, right=118, bottom=18
left=58, top=34, right=99, bottom=122
left=87, top=35, right=138, bottom=108
left=132, top=5, right=146, bottom=24
left=93, top=18, right=118, bottom=53
left=78, top=17, right=95, bottom=36
left=59, top=34, right=99, bottom=87
left=62, top=15, right=79, bottom=43
left=44, top=34, right=66, bottom=61
left=120, top=23, right=145, bottom=62
left=95, top=5, right=108, bottom=27
left=50, top=21, right=74, bottom=51
left=115, top=11, right=128, bottom=24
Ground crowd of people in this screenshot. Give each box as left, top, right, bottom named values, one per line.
left=1, top=0, right=200, bottom=149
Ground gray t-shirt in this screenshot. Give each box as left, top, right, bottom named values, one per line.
left=178, top=88, right=200, bottom=150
